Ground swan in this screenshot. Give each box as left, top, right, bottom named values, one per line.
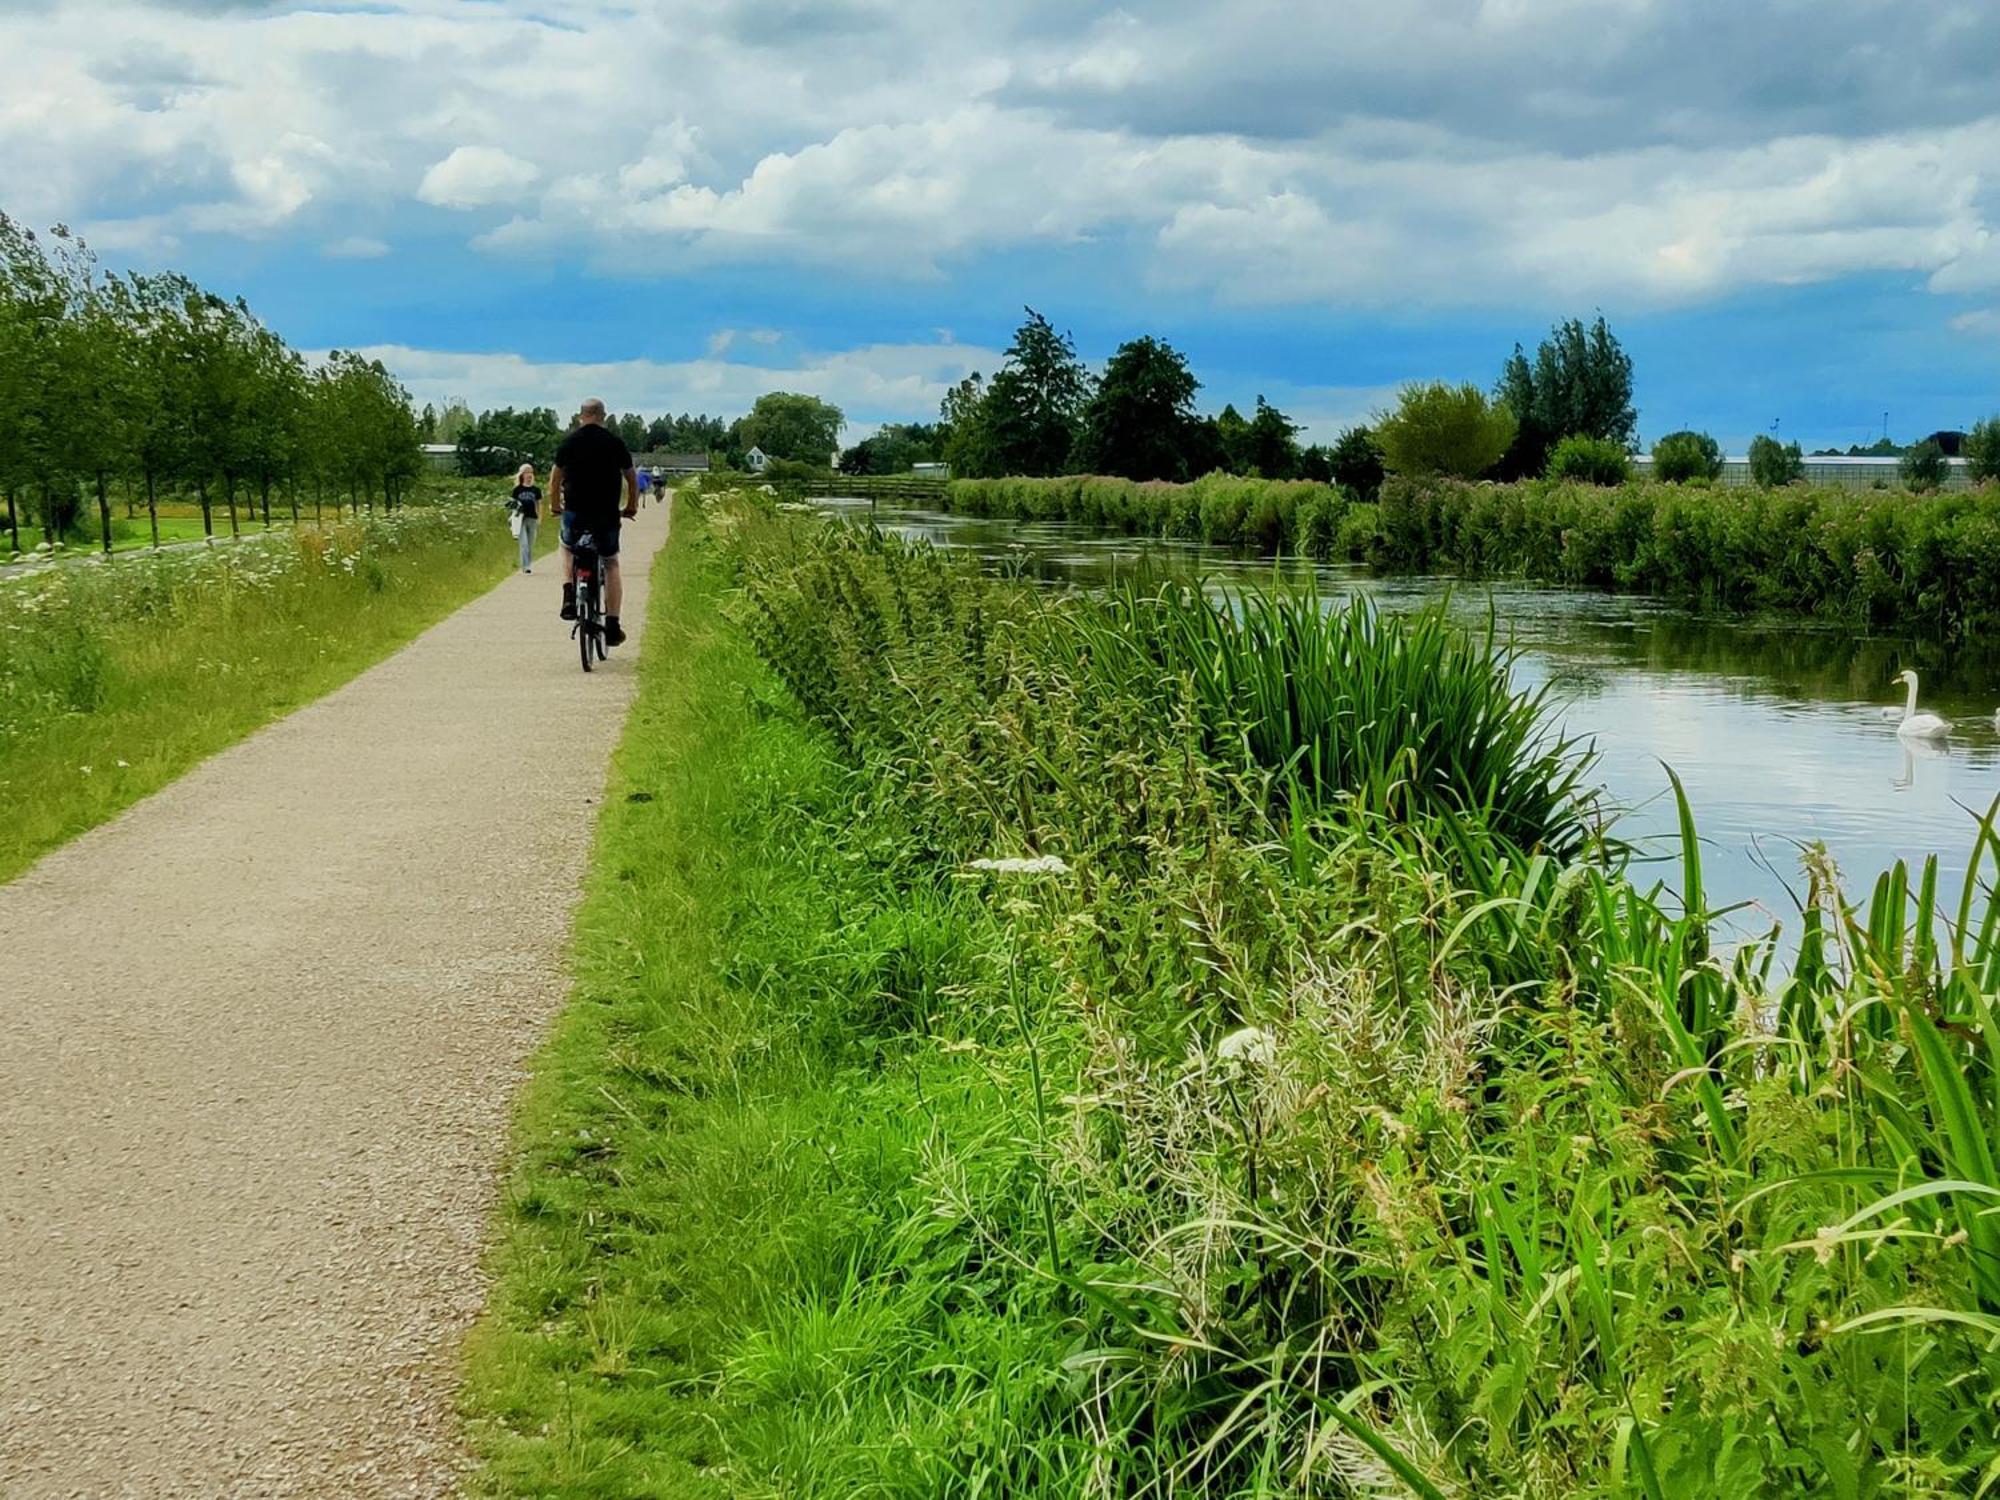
left=1891, top=670, right=1951, bottom=739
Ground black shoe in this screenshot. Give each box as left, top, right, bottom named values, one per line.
left=605, top=617, right=627, bottom=648
left=559, top=584, right=577, bottom=622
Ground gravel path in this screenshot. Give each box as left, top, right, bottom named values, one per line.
left=0, top=507, right=668, bottom=1498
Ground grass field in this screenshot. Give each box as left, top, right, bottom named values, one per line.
left=464, top=496, right=2000, bottom=1497
left=0, top=492, right=531, bottom=880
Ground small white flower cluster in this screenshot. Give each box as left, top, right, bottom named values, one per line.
left=1216, top=1025, right=1278, bottom=1068
left=965, top=854, right=1072, bottom=876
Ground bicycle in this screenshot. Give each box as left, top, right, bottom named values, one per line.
left=570, top=531, right=608, bottom=672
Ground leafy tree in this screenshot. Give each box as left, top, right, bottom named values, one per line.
left=1374, top=383, right=1516, bottom=479
left=612, top=412, right=648, bottom=452
left=457, top=407, right=563, bottom=475
left=1966, top=416, right=2000, bottom=484
left=1494, top=346, right=1549, bottom=481
left=839, top=422, right=945, bottom=475
left=1244, top=396, right=1301, bottom=479
left=1214, top=403, right=1252, bottom=474
left=430, top=397, right=474, bottom=444
left=1900, top=438, right=1948, bottom=492
left=1747, top=434, right=1804, bottom=488
left=1298, top=445, right=1332, bottom=482
left=1495, top=315, right=1636, bottom=478
left=1073, top=335, right=1202, bottom=480
left=980, top=308, right=1090, bottom=476
left=734, top=391, right=844, bottom=466
left=1650, top=429, right=1724, bottom=483
left=1181, top=414, right=1227, bottom=477
left=1545, top=434, right=1630, bottom=486
left=940, top=373, right=1000, bottom=478
left=1328, top=426, right=1386, bottom=500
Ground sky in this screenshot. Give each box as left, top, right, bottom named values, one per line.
left=2, top=0, right=1997, bottom=449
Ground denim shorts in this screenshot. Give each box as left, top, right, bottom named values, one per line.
left=559, top=512, right=620, bottom=558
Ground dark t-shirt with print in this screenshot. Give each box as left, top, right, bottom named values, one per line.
left=553, top=424, right=633, bottom=529
left=510, top=484, right=541, bottom=518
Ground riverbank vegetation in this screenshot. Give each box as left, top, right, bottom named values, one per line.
left=466, top=494, right=2000, bottom=1497
left=0, top=486, right=520, bottom=878
left=936, top=471, right=2000, bottom=640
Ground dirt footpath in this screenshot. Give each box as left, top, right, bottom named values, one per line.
left=0, top=507, right=668, bottom=1497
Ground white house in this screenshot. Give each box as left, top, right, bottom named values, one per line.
left=744, top=445, right=770, bottom=473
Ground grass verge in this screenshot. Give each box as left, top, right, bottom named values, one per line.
left=465, top=497, right=2000, bottom=1497
left=0, top=496, right=533, bottom=880
left=463, top=502, right=1006, bottom=1495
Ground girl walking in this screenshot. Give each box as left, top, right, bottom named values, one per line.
left=509, top=464, right=542, bottom=573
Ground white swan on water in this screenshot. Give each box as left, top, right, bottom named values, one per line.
left=1891, top=670, right=1951, bottom=739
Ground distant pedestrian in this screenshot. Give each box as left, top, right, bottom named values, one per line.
left=509, top=464, right=541, bottom=573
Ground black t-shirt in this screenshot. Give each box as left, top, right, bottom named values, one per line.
left=511, top=484, right=540, bottom=518
left=553, top=425, right=633, bottom=527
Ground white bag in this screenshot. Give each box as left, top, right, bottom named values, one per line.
left=508, top=511, right=522, bottom=539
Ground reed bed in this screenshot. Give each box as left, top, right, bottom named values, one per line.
left=941, top=472, right=2000, bottom=640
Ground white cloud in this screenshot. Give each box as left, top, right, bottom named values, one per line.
left=324, top=234, right=390, bottom=259
left=5, top=0, right=2000, bottom=312
left=1951, top=308, right=2000, bottom=338
left=416, top=146, right=539, bottom=210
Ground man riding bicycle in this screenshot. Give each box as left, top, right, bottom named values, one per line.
left=551, top=398, right=640, bottom=646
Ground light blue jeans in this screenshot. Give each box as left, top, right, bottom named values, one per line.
left=517, top=514, right=538, bottom=571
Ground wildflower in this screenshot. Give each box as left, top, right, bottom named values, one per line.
left=1811, top=1224, right=1842, bottom=1265
left=1217, top=1025, right=1276, bottom=1067
left=965, top=854, right=1071, bottom=876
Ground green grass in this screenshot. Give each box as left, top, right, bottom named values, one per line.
left=467, top=497, right=2000, bottom=1497
left=463, top=503, right=1023, bottom=1495
left=0, top=495, right=532, bottom=880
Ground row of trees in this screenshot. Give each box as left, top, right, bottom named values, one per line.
left=0, top=216, right=423, bottom=553
left=445, top=394, right=825, bottom=478
left=934, top=311, right=1340, bottom=485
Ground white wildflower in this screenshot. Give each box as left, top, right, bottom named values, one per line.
left=965, top=854, right=1071, bottom=877
left=1217, top=1025, right=1277, bottom=1068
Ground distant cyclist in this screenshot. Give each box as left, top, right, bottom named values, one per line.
left=550, top=399, right=639, bottom=647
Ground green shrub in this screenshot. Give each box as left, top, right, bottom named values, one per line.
left=1967, top=416, right=2000, bottom=484
left=1373, top=381, right=1516, bottom=479
left=1902, top=437, right=1950, bottom=492
left=1748, top=434, right=1804, bottom=487
left=1544, top=434, right=1631, bottom=485
left=1651, top=428, right=1724, bottom=482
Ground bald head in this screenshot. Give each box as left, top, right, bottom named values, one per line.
left=578, top=398, right=606, bottom=424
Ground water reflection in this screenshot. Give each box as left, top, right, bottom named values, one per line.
left=818, top=498, right=2000, bottom=934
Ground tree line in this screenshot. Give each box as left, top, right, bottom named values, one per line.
left=0, top=215, right=423, bottom=554
left=440, top=396, right=849, bottom=478
left=934, top=310, right=1351, bottom=486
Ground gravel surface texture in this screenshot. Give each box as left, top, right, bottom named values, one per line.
left=0, top=506, right=668, bottom=1497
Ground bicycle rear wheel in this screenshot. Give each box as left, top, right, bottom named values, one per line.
left=578, top=580, right=595, bottom=673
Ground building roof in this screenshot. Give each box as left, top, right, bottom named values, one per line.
left=631, top=451, right=711, bottom=470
